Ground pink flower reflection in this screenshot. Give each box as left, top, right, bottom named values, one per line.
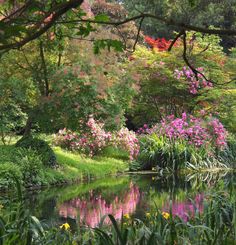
left=58, top=183, right=140, bottom=227
left=162, top=193, right=204, bottom=222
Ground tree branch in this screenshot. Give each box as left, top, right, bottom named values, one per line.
left=57, top=13, right=236, bottom=36
left=0, top=0, right=84, bottom=51
left=39, top=40, right=49, bottom=96
left=131, top=16, right=144, bottom=52
left=168, top=30, right=184, bottom=51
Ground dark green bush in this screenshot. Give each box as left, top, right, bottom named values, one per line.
left=15, top=135, right=57, bottom=167
left=0, top=162, right=23, bottom=190
left=13, top=148, right=46, bottom=186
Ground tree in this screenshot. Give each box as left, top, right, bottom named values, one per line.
left=124, top=32, right=236, bottom=132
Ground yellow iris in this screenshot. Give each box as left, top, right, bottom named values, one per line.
left=146, top=212, right=151, bottom=218
left=60, top=223, right=70, bottom=230
left=162, top=212, right=170, bottom=219
left=123, top=214, right=130, bottom=219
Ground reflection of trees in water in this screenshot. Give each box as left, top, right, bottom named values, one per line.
left=16, top=171, right=234, bottom=229
left=59, top=182, right=140, bottom=227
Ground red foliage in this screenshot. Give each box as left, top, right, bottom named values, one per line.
left=144, top=36, right=177, bottom=51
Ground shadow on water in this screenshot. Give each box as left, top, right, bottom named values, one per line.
left=1, top=171, right=235, bottom=230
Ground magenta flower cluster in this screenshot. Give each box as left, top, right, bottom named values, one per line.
left=142, top=112, right=227, bottom=149
left=137, top=124, right=151, bottom=135
left=208, top=118, right=227, bottom=148
left=54, top=117, right=140, bottom=160
left=174, top=67, right=213, bottom=94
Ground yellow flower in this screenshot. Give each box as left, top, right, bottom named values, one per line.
left=152, top=167, right=156, bottom=171
left=146, top=212, right=151, bottom=218
left=60, top=223, right=70, bottom=230
left=123, top=214, right=130, bottom=219
left=152, top=177, right=155, bottom=180
left=162, top=212, right=170, bottom=219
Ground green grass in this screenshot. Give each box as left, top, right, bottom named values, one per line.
left=52, top=147, right=128, bottom=182
left=0, top=142, right=129, bottom=189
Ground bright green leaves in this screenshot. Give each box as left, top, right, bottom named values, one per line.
left=94, top=14, right=110, bottom=22
left=93, top=39, right=124, bottom=54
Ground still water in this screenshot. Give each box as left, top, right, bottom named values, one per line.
left=3, top=171, right=236, bottom=230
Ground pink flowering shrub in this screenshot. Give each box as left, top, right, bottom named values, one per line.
left=152, top=113, right=227, bottom=149
left=54, top=117, right=112, bottom=156
left=174, top=67, right=213, bottom=94
left=54, top=128, right=79, bottom=149
left=135, top=114, right=228, bottom=171
left=113, top=128, right=140, bottom=160
left=54, top=117, right=139, bottom=160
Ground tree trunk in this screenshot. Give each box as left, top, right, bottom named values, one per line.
left=23, top=116, right=32, bottom=136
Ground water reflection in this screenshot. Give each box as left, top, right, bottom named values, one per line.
left=162, top=193, right=204, bottom=222
left=59, top=183, right=140, bottom=227
left=3, top=171, right=234, bottom=228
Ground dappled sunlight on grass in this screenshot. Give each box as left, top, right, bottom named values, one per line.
left=53, top=147, right=128, bottom=181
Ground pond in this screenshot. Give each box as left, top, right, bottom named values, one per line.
left=1, top=171, right=235, bottom=230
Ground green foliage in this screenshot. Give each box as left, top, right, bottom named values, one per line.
left=13, top=148, right=45, bottom=186
left=0, top=102, right=27, bottom=145
left=15, top=135, right=57, bottom=167
left=54, top=147, right=127, bottom=181
left=125, top=32, right=236, bottom=131
left=93, top=39, right=124, bottom=54
left=0, top=163, right=22, bottom=190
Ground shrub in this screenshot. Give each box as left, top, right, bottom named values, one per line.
left=154, top=113, right=227, bottom=150
left=133, top=134, right=193, bottom=170
left=0, top=163, right=22, bottom=190
left=112, top=127, right=140, bottom=160
left=54, top=117, right=112, bottom=157
left=13, top=148, right=45, bottom=186
left=15, top=135, right=57, bottom=167
left=134, top=132, right=230, bottom=171
left=54, top=117, right=139, bottom=160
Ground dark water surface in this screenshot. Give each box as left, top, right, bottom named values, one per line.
left=2, top=171, right=235, bottom=230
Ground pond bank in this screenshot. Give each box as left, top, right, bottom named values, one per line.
left=0, top=144, right=128, bottom=191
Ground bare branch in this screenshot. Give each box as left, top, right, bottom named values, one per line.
left=131, top=16, right=144, bottom=52
left=57, top=13, right=236, bottom=36
left=182, top=32, right=235, bottom=87
left=168, top=30, right=184, bottom=51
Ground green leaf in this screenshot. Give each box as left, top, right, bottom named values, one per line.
left=77, top=23, right=96, bottom=37
left=94, top=14, right=110, bottom=22
left=93, top=39, right=124, bottom=54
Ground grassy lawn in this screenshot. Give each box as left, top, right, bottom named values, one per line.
left=52, top=147, right=128, bottom=182
left=0, top=141, right=129, bottom=189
